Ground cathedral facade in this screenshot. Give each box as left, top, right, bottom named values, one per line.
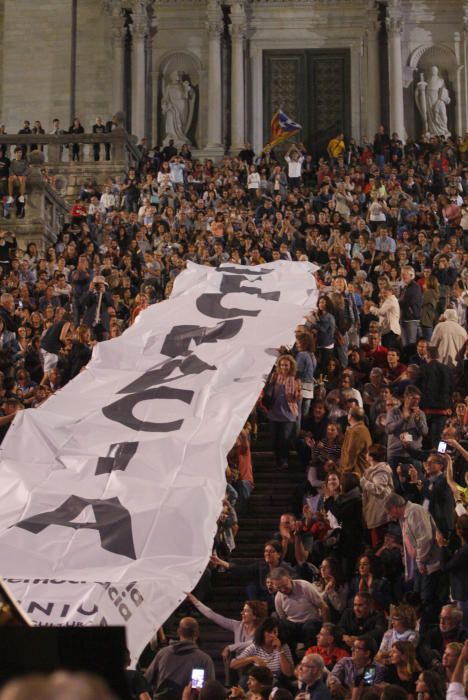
left=0, top=0, right=467, bottom=156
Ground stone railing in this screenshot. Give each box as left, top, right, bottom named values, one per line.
left=0, top=128, right=141, bottom=200
left=1, top=151, right=70, bottom=251
left=0, top=128, right=140, bottom=167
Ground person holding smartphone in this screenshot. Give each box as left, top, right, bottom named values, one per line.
left=327, top=635, right=385, bottom=693
left=145, top=618, right=215, bottom=698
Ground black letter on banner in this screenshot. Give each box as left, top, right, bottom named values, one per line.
left=95, top=441, right=139, bottom=476
left=102, top=386, right=193, bottom=432
left=196, top=274, right=280, bottom=319
left=216, top=266, right=273, bottom=275
left=14, top=495, right=136, bottom=560
left=161, top=318, right=243, bottom=358
left=118, top=355, right=215, bottom=395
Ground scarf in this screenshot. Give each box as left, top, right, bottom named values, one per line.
left=275, top=373, right=300, bottom=416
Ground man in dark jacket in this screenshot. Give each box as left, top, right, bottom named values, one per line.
left=399, top=266, right=422, bottom=351
left=419, top=453, right=455, bottom=540
left=81, top=275, right=114, bottom=341
left=337, top=593, right=385, bottom=650
left=145, top=617, right=215, bottom=699
left=421, top=605, right=468, bottom=662
left=416, top=346, right=453, bottom=444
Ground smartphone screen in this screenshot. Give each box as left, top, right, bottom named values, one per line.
left=362, top=666, right=376, bottom=686
left=191, top=668, right=205, bottom=689
left=437, top=441, right=447, bottom=454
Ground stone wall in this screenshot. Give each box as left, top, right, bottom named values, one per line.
left=1, top=0, right=72, bottom=131
left=75, top=2, right=114, bottom=128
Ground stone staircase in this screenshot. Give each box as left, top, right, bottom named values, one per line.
left=164, top=426, right=304, bottom=681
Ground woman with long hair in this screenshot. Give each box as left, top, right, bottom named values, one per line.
left=266, top=354, right=301, bottom=470
left=348, top=553, right=391, bottom=611
left=308, top=296, right=336, bottom=371
left=382, top=641, right=421, bottom=696
left=315, top=557, right=348, bottom=623
left=187, top=594, right=267, bottom=683
left=231, top=617, right=294, bottom=679
left=415, top=670, right=447, bottom=700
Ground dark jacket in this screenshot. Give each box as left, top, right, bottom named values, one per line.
left=312, top=312, right=336, bottom=347
left=337, top=607, right=386, bottom=646
left=81, top=290, right=114, bottom=331
left=399, top=280, right=422, bottom=321
left=326, top=487, right=365, bottom=560
left=416, top=360, right=453, bottom=410
left=145, top=640, right=215, bottom=697
left=442, top=543, right=468, bottom=602
left=420, top=474, right=455, bottom=539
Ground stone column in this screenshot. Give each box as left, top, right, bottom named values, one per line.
left=250, top=45, right=263, bottom=156
left=132, top=9, right=147, bottom=140
left=111, top=24, right=126, bottom=116
left=454, top=32, right=463, bottom=138
left=205, top=1, right=223, bottom=151
left=386, top=15, right=405, bottom=140
left=465, top=18, right=468, bottom=133
left=366, top=20, right=381, bottom=139
left=229, top=2, right=246, bottom=153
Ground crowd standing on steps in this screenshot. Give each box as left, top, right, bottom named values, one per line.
left=0, top=122, right=467, bottom=700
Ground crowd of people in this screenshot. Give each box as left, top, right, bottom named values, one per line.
left=0, top=123, right=467, bottom=699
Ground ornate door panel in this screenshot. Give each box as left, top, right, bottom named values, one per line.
left=263, top=49, right=351, bottom=157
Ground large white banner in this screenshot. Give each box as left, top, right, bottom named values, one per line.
left=0, top=261, right=317, bottom=660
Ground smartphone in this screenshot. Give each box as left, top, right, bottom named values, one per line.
left=191, top=669, right=205, bottom=689
left=437, top=441, right=447, bottom=454
left=401, top=432, right=412, bottom=443
left=362, top=666, right=376, bottom=686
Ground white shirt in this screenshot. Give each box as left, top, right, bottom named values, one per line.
left=285, top=155, right=304, bottom=178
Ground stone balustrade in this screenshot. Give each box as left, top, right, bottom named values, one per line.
left=0, top=128, right=140, bottom=167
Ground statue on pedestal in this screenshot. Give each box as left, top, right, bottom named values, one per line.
left=162, top=71, right=195, bottom=147
left=415, top=65, right=451, bottom=138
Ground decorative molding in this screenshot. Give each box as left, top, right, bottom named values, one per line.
left=386, top=16, right=403, bottom=35
left=230, top=23, right=247, bottom=39
left=408, top=43, right=459, bottom=70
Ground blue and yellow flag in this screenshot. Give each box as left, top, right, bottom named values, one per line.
left=266, top=109, right=302, bottom=149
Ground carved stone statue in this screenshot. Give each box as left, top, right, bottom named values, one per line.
left=415, top=65, right=451, bottom=139
left=161, top=71, right=195, bottom=147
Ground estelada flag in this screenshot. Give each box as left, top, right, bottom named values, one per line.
left=266, top=109, right=302, bottom=149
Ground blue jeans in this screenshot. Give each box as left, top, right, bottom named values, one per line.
left=420, top=326, right=433, bottom=341
left=234, top=480, right=253, bottom=514
left=401, top=320, right=420, bottom=347
left=335, top=331, right=349, bottom=368
left=270, top=420, right=296, bottom=467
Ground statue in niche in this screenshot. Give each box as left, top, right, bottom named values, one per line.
left=162, top=71, right=195, bottom=147
left=415, top=65, right=451, bottom=138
